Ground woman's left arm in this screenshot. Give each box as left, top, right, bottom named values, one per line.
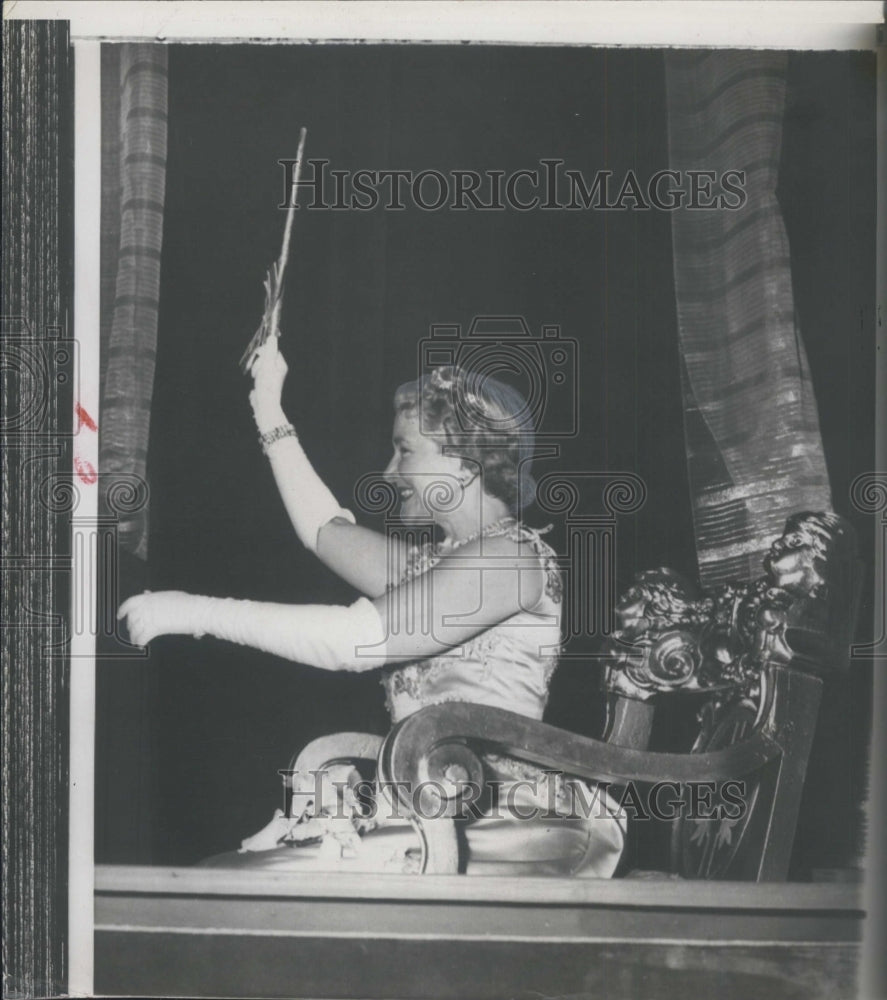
left=118, top=535, right=544, bottom=669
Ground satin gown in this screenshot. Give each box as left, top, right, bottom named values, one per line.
left=202, top=521, right=625, bottom=877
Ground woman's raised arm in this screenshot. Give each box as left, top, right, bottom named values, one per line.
left=249, top=340, right=403, bottom=597
left=315, top=518, right=405, bottom=598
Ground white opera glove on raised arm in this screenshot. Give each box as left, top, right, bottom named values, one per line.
left=255, top=424, right=356, bottom=552
left=118, top=591, right=387, bottom=672
left=249, top=340, right=355, bottom=553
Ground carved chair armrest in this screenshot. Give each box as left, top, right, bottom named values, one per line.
left=380, top=701, right=781, bottom=794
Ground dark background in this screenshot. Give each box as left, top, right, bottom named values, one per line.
left=96, top=46, right=875, bottom=874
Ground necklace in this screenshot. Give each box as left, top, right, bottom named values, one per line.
left=437, top=516, right=518, bottom=554
left=397, top=517, right=521, bottom=586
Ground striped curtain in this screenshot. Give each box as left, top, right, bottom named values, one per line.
left=100, top=45, right=168, bottom=559
left=665, top=51, right=832, bottom=586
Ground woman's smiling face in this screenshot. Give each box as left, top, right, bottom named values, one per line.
left=384, top=410, right=466, bottom=521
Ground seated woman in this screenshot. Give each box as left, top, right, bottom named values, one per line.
left=119, top=342, right=624, bottom=876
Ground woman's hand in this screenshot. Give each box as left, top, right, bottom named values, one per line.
left=248, top=339, right=289, bottom=431
left=117, top=590, right=202, bottom=646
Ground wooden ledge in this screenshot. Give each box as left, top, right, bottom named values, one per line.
left=96, top=863, right=863, bottom=912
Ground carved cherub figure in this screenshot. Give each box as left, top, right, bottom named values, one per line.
left=763, top=511, right=850, bottom=600
left=615, top=567, right=707, bottom=640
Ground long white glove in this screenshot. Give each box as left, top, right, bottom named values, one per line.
left=118, top=591, right=387, bottom=672
left=258, top=428, right=356, bottom=552
left=249, top=341, right=355, bottom=553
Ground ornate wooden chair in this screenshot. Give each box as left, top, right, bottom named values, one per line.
left=284, top=512, right=860, bottom=879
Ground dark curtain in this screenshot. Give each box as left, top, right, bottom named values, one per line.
left=99, top=44, right=168, bottom=559
left=665, top=51, right=832, bottom=587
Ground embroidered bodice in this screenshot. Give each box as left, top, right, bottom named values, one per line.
left=381, top=519, right=563, bottom=724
